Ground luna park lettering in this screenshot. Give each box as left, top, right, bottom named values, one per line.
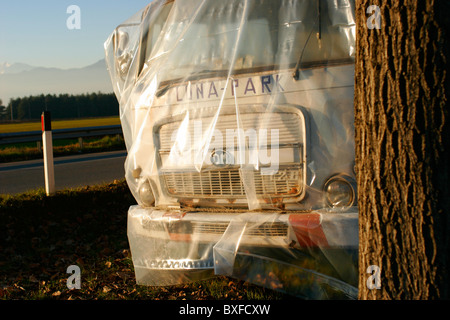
left=175, top=74, right=285, bottom=102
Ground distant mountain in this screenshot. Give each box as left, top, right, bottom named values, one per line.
left=0, top=59, right=114, bottom=104
left=0, top=62, right=36, bottom=75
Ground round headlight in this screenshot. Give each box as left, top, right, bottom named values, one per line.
left=324, top=176, right=355, bottom=209
left=139, top=180, right=155, bottom=207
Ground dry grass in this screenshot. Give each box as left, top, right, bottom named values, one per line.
left=0, top=180, right=289, bottom=301
left=0, top=117, right=120, bottom=134
left=0, top=135, right=125, bottom=163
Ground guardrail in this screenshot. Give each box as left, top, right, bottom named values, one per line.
left=0, top=125, right=123, bottom=145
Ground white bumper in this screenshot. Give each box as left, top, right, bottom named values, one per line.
left=127, top=205, right=359, bottom=298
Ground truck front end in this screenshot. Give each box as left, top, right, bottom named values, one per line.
left=105, top=0, right=358, bottom=299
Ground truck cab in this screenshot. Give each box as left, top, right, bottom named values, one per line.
left=105, top=0, right=358, bottom=299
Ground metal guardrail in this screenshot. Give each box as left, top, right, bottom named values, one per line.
left=0, top=125, right=123, bottom=145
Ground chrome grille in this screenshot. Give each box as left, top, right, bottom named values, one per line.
left=157, top=110, right=304, bottom=200
left=159, top=112, right=303, bottom=150
left=191, top=221, right=288, bottom=237
left=163, top=166, right=301, bottom=198
left=191, top=222, right=229, bottom=234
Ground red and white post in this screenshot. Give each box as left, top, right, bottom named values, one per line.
left=41, top=111, right=55, bottom=195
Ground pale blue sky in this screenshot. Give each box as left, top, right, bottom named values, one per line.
left=0, top=0, right=151, bottom=69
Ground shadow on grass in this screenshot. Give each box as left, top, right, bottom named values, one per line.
left=0, top=180, right=290, bottom=300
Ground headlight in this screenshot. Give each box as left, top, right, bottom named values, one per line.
left=139, top=180, right=155, bottom=207
left=324, top=175, right=355, bottom=209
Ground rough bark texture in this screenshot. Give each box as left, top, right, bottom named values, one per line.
left=355, top=0, right=450, bottom=299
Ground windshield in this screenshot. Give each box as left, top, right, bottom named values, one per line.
left=137, top=0, right=355, bottom=81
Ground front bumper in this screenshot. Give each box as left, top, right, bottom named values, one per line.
left=127, top=205, right=359, bottom=298
left=128, top=206, right=358, bottom=248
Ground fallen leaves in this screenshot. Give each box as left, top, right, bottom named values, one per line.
left=0, top=181, right=287, bottom=301
left=0, top=181, right=135, bottom=300
left=52, top=291, right=61, bottom=297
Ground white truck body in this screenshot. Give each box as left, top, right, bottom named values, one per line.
left=105, top=0, right=358, bottom=299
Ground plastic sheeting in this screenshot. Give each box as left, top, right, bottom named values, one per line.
left=105, top=0, right=358, bottom=299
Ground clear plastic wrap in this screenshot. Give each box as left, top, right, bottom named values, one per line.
left=105, top=0, right=358, bottom=299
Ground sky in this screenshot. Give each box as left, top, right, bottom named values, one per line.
left=0, top=0, right=152, bottom=69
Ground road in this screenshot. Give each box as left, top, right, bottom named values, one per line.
left=0, top=150, right=127, bottom=195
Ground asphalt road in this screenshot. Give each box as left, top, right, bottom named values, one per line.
left=0, top=150, right=127, bottom=195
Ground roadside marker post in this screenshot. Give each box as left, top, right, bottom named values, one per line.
left=41, top=111, right=55, bottom=195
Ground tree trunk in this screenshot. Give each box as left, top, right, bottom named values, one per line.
left=355, top=0, right=450, bottom=299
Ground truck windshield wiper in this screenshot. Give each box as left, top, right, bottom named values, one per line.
left=293, top=0, right=322, bottom=80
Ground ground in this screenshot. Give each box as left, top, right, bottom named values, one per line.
left=0, top=180, right=289, bottom=300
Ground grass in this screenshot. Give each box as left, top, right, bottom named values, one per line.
left=0, top=135, right=126, bottom=163
left=0, top=180, right=290, bottom=300
left=0, top=117, right=124, bottom=163
left=0, top=116, right=120, bottom=134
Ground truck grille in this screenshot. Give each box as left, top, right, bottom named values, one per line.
left=163, top=166, right=301, bottom=198
left=157, top=110, right=305, bottom=200
left=159, top=112, right=303, bottom=150
left=191, top=221, right=288, bottom=237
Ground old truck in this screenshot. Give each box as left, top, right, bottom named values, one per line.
left=105, top=0, right=358, bottom=299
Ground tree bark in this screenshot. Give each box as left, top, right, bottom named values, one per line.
left=355, top=0, right=450, bottom=299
